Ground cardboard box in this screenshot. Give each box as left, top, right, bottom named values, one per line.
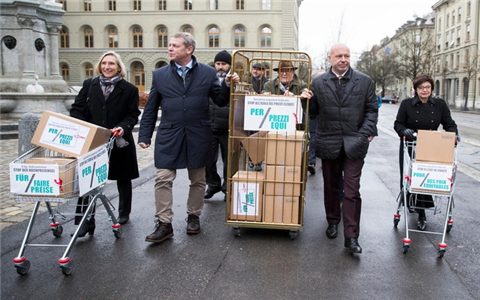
left=263, top=195, right=300, bottom=224
left=265, top=131, right=304, bottom=166
left=20, top=157, right=77, bottom=197
left=264, top=165, right=301, bottom=196
left=241, top=131, right=268, bottom=165
left=31, top=110, right=111, bottom=158
left=415, top=130, right=455, bottom=163
left=411, top=162, right=453, bottom=194
left=230, top=170, right=264, bottom=221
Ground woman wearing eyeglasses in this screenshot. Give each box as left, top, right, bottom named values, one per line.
left=394, top=74, right=458, bottom=230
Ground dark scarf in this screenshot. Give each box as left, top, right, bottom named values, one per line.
left=99, top=74, right=122, bottom=99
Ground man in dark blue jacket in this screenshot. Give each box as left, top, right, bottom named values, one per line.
left=139, top=33, right=238, bottom=243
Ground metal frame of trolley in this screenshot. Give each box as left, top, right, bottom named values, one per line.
left=393, top=138, right=457, bottom=258
left=10, top=136, right=122, bottom=276
left=225, top=50, right=311, bottom=239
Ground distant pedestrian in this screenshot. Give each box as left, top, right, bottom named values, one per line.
left=250, top=62, right=269, bottom=94
left=306, top=43, right=378, bottom=254
left=138, top=33, right=239, bottom=243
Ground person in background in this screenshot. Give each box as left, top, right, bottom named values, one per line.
left=376, top=94, right=382, bottom=108
left=250, top=62, right=269, bottom=94
left=204, top=50, right=232, bottom=201
left=262, top=60, right=308, bottom=97
left=138, top=33, right=239, bottom=244
left=394, top=74, right=458, bottom=231
left=306, top=43, right=378, bottom=254
left=70, top=51, right=141, bottom=235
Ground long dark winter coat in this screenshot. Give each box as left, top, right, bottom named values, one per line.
left=70, top=77, right=141, bottom=180
left=138, top=55, right=230, bottom=169
left=309, top=68, right=378, bottom=160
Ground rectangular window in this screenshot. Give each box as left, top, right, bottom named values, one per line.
left=184, top=0, right=192, bottom=10
left=58, top=0, right=67, bottom=11
left=133, top=36, right=143, bottom=48
left=84, top=0, right=91, bottom=11
left=466, top=24, right=470, bottom=41
left=452, top=11, right=455, bottom=25
left=134, top=0, right=141, bottom=11
left=84, top=35, right=93, bottom=48
left=236, top=0, right=244, bottom=10
left=159, top=0, right=166, bottom=10
left=262, top=0, right=271, bottom=10
left=210, top=0, right=217, bottom=10
left=458, top=7, right=462, bottom=21
left=109, top=0, right=116, bottom=11
left=467, top=2, right=471, bottom=16
left=457, top=28, right=461, bottom=44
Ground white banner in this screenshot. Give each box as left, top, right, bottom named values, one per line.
left=77, top=145, right=109, bottom=196
left=243, top=95, right=302, bottom=132
left=10, top=163, right=61, bottom=195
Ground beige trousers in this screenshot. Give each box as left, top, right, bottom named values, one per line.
left=154, top=167, right=205, bottom=223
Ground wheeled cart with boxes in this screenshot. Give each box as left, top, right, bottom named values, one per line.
left=225, top=50, right=311, bottom=239
left=393, top=130, right=458, bottom=258
left=9, top=111, right=122, bottom=276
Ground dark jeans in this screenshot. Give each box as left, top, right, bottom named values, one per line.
left=205, top=131, right=228, bottom=193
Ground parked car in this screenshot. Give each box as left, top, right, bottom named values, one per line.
left=381, top=96, right=398, bottom=104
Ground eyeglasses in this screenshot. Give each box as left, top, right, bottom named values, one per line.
left=417, top=85, right=431, bottom=91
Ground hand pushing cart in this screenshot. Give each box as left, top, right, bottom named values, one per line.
left=10, top=136, right=122, bottom=276
left=225, top=50, right=311, bottom=239
left=393, top=131, right=458, bottom=258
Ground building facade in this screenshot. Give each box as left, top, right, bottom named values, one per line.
left=433, top=0, right=480, bottom=109
left=57, top=0, right=303, bottom=92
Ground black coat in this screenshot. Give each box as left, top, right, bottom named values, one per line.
left=138, top=56, right=230, bottom=169
left=309, top=68, right=378, bottom=160
left=393, top=95, right=458, bottom=137
left=70, top=77, right=141, bottom=180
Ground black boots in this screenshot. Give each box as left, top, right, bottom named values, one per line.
left=76, top=217, right=96, bottom=237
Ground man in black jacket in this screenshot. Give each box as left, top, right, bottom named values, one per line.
left=204, top=50, right=232, bottom=201
left=308, top=43, right=378, bottom=254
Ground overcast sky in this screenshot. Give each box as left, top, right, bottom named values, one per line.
left=299, top=0, right=437, bottom=66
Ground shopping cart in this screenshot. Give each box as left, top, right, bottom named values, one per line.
left=10, top=136, right=122, bottom=276
left=393, top=137, right=457, bottom=258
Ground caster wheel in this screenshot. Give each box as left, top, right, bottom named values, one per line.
left=233, top=228, right=241, bottom=237
left=438, top=250, right=445, bottom=258
left=289, top=231, right=298, bottom=240
left=114, top=229, right=122, bottom=239
left=393, top=218, right=400, bottom=227
left=402, top=245, right=409, bottom=254
left=15, top=260, right=30, bottom=276
left=446, top=224, right=452, bottom=233
left=52, top=225, right=63, bottom=237
left=60, top=262, right=74, bottom=276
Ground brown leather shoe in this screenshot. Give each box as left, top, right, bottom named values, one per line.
left=145, top=220, right=173, bottom=243
left=186, top=214, right=200, bottom=235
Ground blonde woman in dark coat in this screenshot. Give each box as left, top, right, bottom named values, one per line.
left=71, top=51, right=141, bottom=236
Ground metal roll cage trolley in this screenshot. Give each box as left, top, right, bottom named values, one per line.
left=10, top=135, right=122, bottom=276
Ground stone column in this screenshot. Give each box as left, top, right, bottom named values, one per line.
left=47, top=23, right=62, bottom=78
left=17, top=16, right=37, bottom=79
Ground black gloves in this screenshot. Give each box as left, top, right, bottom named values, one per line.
left=456, top=135, right=460, bottom=145
left=403, top=129, right=416, bottom=141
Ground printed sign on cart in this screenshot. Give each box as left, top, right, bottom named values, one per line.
left=411, top=163, right=453, bottom=192
left=38, top=116, right=91, bottom=155
left=243, top=95, right=302, bottom=132
left=77, top=145, right=109, bottom=196
left=10, top=164, right=61, bottom=195
left=232, top=182, right=260, bottom=216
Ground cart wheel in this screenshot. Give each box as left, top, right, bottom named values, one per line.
left=446, top=224, right=453, bottom=233
left=233, top=228, right=241, bottom=237
left=402, top=245, right=409, bottom=254
left=114, top=229, right=122, bottom=239
left=15, top=260, right=30, bottom=276
left=52, top=225, right=63, bottom=237
left=289, top=231, right=298, bottom=240
left=438, top=250, right=445, bottom=258
left=60, top=263, right=73, bottom=276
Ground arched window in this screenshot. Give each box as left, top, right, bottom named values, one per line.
left=60, top=26, right=69, bottom=48
left=208, top=26, right=219, bottom=48
left=182, top=25, right=193, bottom=35
left=60, top=64, right=69, bottom=81
left=158, top=26, right=168, bottom=48
left=84, top=26, right=94, bottom=48
left=132, top=26, right=143, bottom=48
left=132, top=61, right=145, bottom=92
left=234, top=26, right=245, bottom=48
left=85, top=63, right=94, bottom=78
left=260, top=26, right=271, bottom=48
left=155, top=61, right=168, bottom=69
left=108, top=26, right=118, bottom=48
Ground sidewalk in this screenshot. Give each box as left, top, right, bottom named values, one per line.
left=0, top=131, right=155, bottom=232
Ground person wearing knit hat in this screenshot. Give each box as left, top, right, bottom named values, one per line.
left=204, top=50, right=232, bottom=200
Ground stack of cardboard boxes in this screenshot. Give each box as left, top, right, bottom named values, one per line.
left=230, top=131, right=304, bottom=224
